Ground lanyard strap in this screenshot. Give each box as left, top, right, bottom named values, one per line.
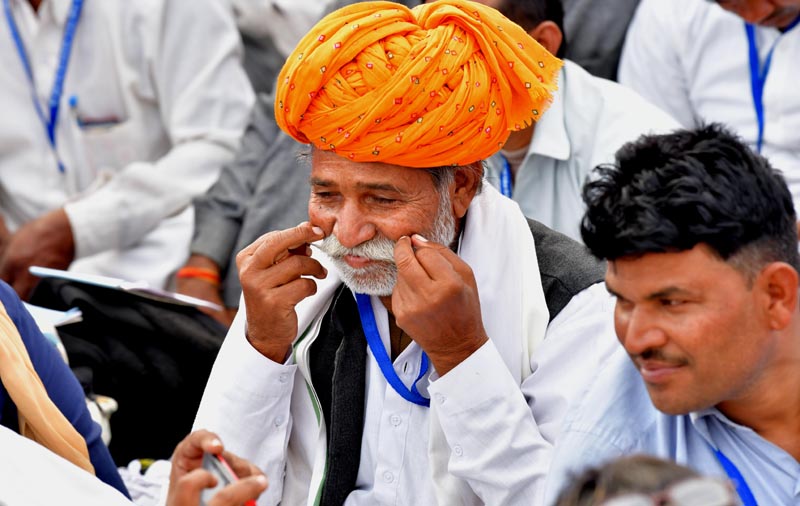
left=354, top=293, right=430, bottom=408
left=744, top=17, right=800, bottom=153
left=709, top=444, right=758, bottom=506
left=3, top=0, right=84, bottom=172
left=499, top=154, right=512, bottom=198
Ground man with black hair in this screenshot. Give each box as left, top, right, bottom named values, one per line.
left=470, top=0, right=678, bottom=241
left=620, top=0, right=800, bottom=215
left=544, top=124, right=800, bottom=505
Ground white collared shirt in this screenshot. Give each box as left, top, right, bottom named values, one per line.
left=620, top=0, right=800, bottom=209
left=485, top=60, right=679, bottom=242
left=0, top=0, right=253, bottom=286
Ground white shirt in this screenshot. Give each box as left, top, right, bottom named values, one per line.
left=191, top=185, right=620, bottom=506
left=619, top=0, right=800, bottom=208
left=485, top=61, right=679, bottom=242
left=0, top=0, right=254, bottom=286
left=229, top=0, right=333, bottom=57
left=0, top=424, right=132, bottom=506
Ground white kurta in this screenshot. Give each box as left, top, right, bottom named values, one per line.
left=620, top=0, right=800, bottom=208
left=191, top=186, right=619, bottom=506
left=0, top=0, right=254, bottom=287
left=0, top=424, right=132, bottom=506
left=484, top=60, right=679, bottom=242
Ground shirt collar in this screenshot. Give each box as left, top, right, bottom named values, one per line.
left=526, top=66, right=570, bottom=162
left=48, top=0, right=72, bottom=27
left=689, top=407, right=754, bottom=448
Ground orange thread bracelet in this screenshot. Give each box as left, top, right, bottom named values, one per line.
left=176, top=266, right=221, bottom=285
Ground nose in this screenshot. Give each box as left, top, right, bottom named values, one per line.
left=332, top=202, right=377, bottom=249
left=615, top=304, right=668, bottom=357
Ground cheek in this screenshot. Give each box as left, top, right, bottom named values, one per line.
left=308, top=204, right=335, bottom=233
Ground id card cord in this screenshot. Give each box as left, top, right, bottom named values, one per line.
left=3, top=0, right=84, bottom=173
left=355, top=293, right=430, bottom=407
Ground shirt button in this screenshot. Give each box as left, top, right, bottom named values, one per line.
left=383, top=471, right=394, bottom=483
left=453, top=444, right=463, bottom=456
left=434, top=393, right=446, bottom=405
left=390, top=414, right=402, bottom=426
left=279, top=373, right=289, bottom=383
left=274, top=416, right=284, bottom=427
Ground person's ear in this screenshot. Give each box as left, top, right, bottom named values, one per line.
left=451, top=163, right=482, bottom=219
left=756, top=262, right=799, bottom=330
left=529, top=21, right=563, bottom=56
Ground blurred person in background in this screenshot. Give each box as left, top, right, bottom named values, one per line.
left=0, top=279, right=127, bottom=496
left=619, top=0, right=800, bottom=219
left=554, top=455, right=740, bottom=506
left=468, top=0, right=678, bottom=241
left=0, top=0, right=254, bottom=299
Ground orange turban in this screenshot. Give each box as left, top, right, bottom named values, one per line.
left=274, top=0, right=562, bottom=168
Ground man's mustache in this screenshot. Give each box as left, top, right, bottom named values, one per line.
left=318, top=234, right=396, bottom=263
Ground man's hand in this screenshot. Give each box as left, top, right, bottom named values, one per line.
left=0, top=208, right=75, bottom=300
left=236, top=222, right=326, bottom=362
left=176, top=254, right=235, bottom=327
left=167, top=429, right=267, bottom=506
left=391, top=234, right=488, bottom=376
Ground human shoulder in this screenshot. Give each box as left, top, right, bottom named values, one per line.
left=543, top=348, right=662, bottom=501
left=563, top=60, right=680, bottom=137
left=526, top=218, right=604, bottom=321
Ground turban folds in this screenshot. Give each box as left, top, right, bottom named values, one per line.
left=275, top=0, right=561, bottom=168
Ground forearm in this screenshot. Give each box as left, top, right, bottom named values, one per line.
left=65, top=141, right=234, bottom=258
left=193, top=310, right=296, bottom=504
left=427, top=340, right=551, bottom=505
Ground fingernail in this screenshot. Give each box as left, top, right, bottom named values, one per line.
left=210, top=438, right=222, bottom=448
left=312, top=226, right=324, bottom=235
left=413, top=234, right=428, bottom=242
left=256, top=475, right=268, bottom=486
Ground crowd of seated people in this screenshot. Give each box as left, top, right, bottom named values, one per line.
left=1, top=0, right=797, bottom=505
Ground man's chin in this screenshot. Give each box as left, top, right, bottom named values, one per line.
left=335, top=262, right=397, bottom=296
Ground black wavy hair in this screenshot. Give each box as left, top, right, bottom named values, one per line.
left=580, top=124, right=800, bottom=274
left=496, top=0, right=567, bottom=58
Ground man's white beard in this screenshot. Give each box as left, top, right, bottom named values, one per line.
left=318, top=191, right=458, bottom=296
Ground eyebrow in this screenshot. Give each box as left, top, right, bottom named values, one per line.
left=605, top=284, right=694, bottom=300
left=308, top=177, right=405, bottom=193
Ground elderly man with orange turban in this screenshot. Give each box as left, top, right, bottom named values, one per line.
left=190, top=1, right=618, bottom=504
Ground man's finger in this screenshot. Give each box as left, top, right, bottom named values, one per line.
left=238, top=222, right=324, bottom=270
left=258, top=256, right=327, bottom=289
left=170, top=469, right=215, bottom=506
left=253, top=223, right=325, bottom=268
left=208, top=475, right=269, bottom=506
left=411, top=234, right=473, bottom=283
left=393, top=236, right=431, bottom=284
left=222, top=451, right=265, bottom=481
left=171, top=430, right=223, bottom=475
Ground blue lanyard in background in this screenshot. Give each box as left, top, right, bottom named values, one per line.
left=355, top=293, right=430, bottom=408
left=744, top=16, right=800, bottom=153
left=710, top=444, right=758, bottom=506
left=499, top=155, right=512, bottom=198
left=3, top=0, right=84, bottom=173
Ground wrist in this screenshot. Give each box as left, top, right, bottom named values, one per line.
left=427, top=334, right=488, bottom=376
left=176, top=266, right=221, bottom=286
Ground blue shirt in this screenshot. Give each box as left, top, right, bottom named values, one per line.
left=0, top=281, right=128, bottom=497
left=544, top=348, right=800, bottom=505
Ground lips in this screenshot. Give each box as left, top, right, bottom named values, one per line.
left=343, top=254, right=375, bottom=268
left=635, top=359, right=685, bottom=385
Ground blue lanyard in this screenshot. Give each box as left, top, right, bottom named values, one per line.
left=3, top=0, right=84, bottom=173
left=710, top=445, right=758, bottom=506
left=354, top=293, right=430, bottom=407
left=499, top=155, right=512, bottom=198
left=745, top=17, right=800, bottom=153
